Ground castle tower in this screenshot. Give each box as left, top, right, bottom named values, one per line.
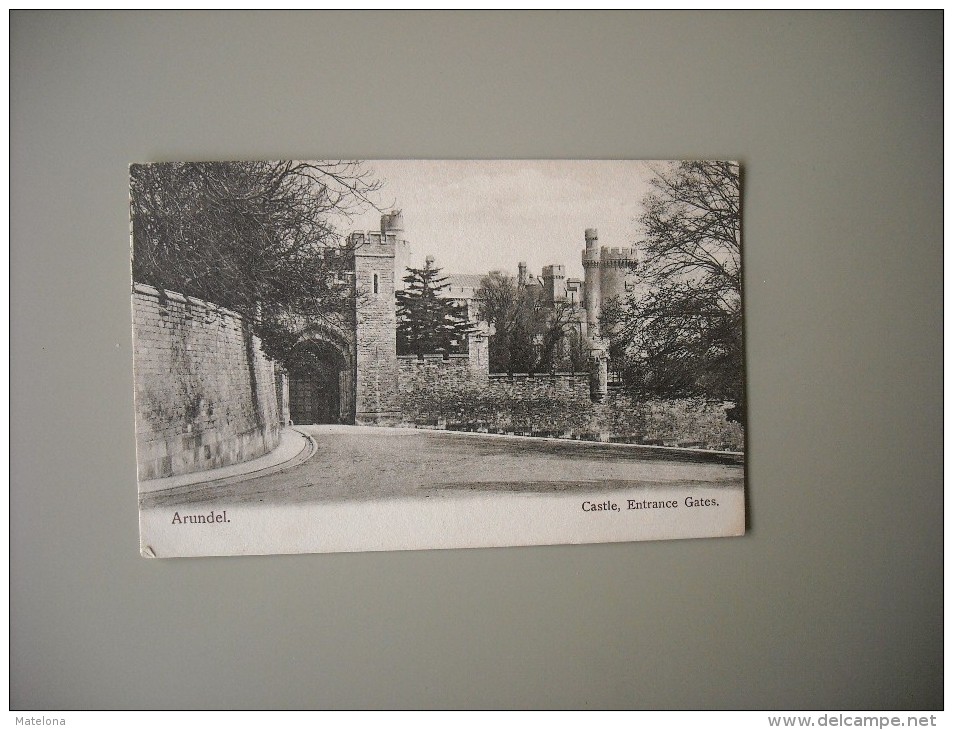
left=381, top=209, right=404, bottom=233
left=541, top=264, right=566, bottom=303
left=581, top=228, right=639, bottom=402
left=581, top=228, right=639, bottom=337
left=352, top=225, right=400, bottom=425
left=598, top=245, right=639, bottom=304
left=582, top=228, right=602, bottom=335
left=518, top=261, right=528, bottom=286
left=382, top=210, right=411, bottom=289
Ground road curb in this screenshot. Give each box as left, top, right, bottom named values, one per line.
left=139, top=427, right=318, bottom=506
left=415, top=425, right=744, bottom=456
left=297, top=425, right=743, bottom=464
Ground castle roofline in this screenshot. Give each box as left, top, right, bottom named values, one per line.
left=444, top=273, right=486, bottom=289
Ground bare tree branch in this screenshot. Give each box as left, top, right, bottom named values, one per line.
left=601, top=161, right=744, bottom=419
left=130, top=160, right=385, bottom=364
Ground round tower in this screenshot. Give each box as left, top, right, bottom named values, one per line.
left=599, top=245, right=639, bottom=305
left=381, top=210, right=404, bottom=235
left=383, top=210, right=411, bottom=287
left=582, top=228, right=602, bottom=334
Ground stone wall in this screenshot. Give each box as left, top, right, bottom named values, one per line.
left=132, top=284, right=282, bottom=480
left=398, top=357, right=593, bottom=435
left=397, top=354, right=486, bottom=397
left=395, top=354, right=744, bottom=451
left=485, top=373, right=595, bottom=435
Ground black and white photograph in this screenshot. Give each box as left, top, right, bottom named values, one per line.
left=14, top=9, right=942, bottom=714
left=132, top=159, right=745, bottom=557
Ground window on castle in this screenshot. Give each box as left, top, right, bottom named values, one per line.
left=373, top=274, right=379, bottom=295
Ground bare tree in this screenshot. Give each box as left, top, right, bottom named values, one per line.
left=476, top=272, right=584, bottom=375
left=640, top=160, right=741, bottom=306
left=476, top=271, right=538, bottom=374
left=601, top=160, right=744, bottom=418
left=130, top=160, right=384, bottom=364
left=537, top=299, right=587, bottom=374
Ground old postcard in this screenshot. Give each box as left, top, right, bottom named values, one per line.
left=132, top=160, right=745, bottom=557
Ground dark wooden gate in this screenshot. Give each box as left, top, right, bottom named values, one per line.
left=289, top=368, right=341, bottom=425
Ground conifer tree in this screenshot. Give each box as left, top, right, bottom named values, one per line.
left=396, top=259, right=472, bottom=357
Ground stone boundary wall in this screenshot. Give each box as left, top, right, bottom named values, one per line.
left=397, top=354, right=487, bottom=401
left=395, top=354, right=744, bottom=451
left=132, top=283, right=282, bottom=480
left=485, top=373, right=595, bottom=436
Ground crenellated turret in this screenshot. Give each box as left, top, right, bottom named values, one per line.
left=541, top=264, right=566, bottom=302
left=380, top=210, right=411, bottom=290
left=580, top=228, right=639, bottom=348
left=582, top=228, right=602, bottom=333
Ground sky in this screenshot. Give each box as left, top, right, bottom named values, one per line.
left=332, top=160, right=661, bottom=280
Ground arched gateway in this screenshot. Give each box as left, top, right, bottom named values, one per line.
left=287, top=324, right=355, bottom=425
left=287, top=211, right=407, bottom=425
left=287, top=211, right=407, bottom=426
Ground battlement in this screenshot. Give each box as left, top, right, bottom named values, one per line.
left=584, top=246, right=636, bottom=267
left=601, top=246, right=636, bottom=258
left=582, top=249, right=601, bottom=266
left=542, top=264, right=566, bottom=278
left=349, top=231, right=405, bottom=256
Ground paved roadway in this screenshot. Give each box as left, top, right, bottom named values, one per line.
left=142, top=425, right=744, bottom=509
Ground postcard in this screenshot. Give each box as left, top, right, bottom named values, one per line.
left=132, top=160, right=745, bottom=557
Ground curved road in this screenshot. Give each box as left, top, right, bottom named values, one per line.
left=142, top=426, right=744, bottom=509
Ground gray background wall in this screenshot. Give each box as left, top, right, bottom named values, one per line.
left=10, top=11, right=942, bottom=709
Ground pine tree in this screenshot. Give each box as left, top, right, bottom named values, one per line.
left=396, top=259, right=472, bottom=357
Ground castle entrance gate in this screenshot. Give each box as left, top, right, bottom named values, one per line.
left=287, top=339, right=354, bottom=425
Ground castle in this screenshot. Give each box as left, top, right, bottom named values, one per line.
left=284, top=211, right=641, bottom=426
left=435, top=226, right=642, bottom=401
left=437, top=228, right=640, bottom=342
left=133, top=210, right=744, bottom=483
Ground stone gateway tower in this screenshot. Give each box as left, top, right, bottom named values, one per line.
left=350, top=212, right=404, bottom=425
